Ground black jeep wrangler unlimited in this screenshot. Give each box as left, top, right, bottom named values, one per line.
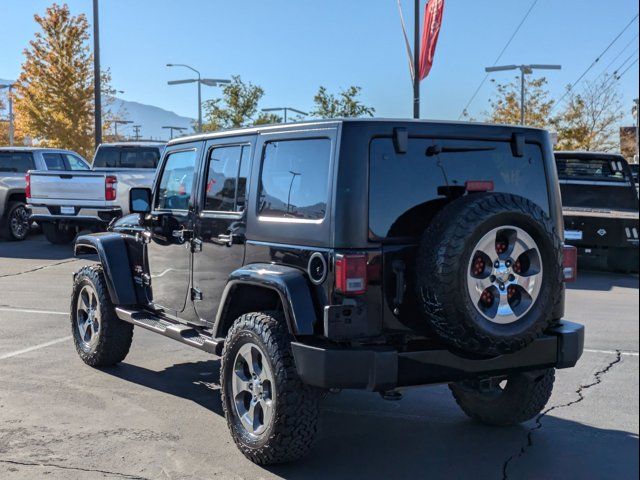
left=70, top=119, right=583, bottom=464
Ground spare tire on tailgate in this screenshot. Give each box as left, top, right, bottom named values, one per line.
left=416, top=193, right=563, bottom=356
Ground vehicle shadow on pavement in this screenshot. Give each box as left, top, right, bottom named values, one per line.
left=102, top=360, right=224, bottom=415
left=567, top=270, right=639, bottom=292
left=100, top=360, right=638, bottom=479
left=0, top=235, right=75, bottom=261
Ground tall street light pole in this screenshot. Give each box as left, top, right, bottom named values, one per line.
left=262, top=107, right=308, bottom=123
left=634, top=98, right=639, bottom=162
left=413, top=0, right=421, bottom=119
left=167, top=64, right=230, bottom=133
left=93, top=0, right=102, bottom=148
left=0, top=83, right=15, bottom=146
left=485, top=64, right=562, bottom=125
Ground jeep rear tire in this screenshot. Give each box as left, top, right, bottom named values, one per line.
left=449, top=368, right=555, bottom=426
left=416, top=193, right=563, bottom=356
left=221, top=311, right=320, bottom=465
left=42, top=222, right=77, bottom=245
left=71, top=265, right=134, bottom=367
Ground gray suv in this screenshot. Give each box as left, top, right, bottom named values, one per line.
left=0, top=147, right=89, bottom=241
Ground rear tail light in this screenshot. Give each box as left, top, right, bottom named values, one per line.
left=563, top=245, right=578, bottom=282
left=25, top=173, right=31, bottom=199
left=335, top=254, right=367, bottom=295
left=465, top=180, right=494, bottom=192
left=105, top=175, right=117, bottom=201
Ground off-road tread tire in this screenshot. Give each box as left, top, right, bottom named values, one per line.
left=71, top=265, right=133, bottom=367
left=416, top=193, right=563, bottom=356
left=42, top=222, right=76, bottom=245
left=221, top=311, right=320, bottom=465
left=449, top=368, right=555, bottom=426
left=1, top=201, right=29, bottom=241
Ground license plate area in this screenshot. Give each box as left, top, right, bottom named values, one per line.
left=60, top=206, right=75, bottom=215
left=564, top=230, right=583, bottom=241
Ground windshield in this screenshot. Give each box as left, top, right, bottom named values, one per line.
left=93, top=146, right=161, bottom=169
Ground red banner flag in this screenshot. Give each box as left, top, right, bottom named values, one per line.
left=419, top=0, right=445, bottom=81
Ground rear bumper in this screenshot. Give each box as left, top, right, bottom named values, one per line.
left=291, top=320, right=584, bottom=391
left=29, top=205, right=122, bottom=225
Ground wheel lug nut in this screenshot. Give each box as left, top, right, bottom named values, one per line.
left=494, top=261, right=500, bottom=268
left=490, top=275, right=496, bottom=282
left=499, top=283, right=505, bottom=290
left=509, top=274, right=515, bottom=281
left=505, top=260, right=511, bottom=267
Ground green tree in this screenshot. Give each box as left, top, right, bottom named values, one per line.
left=552, top=76, right=624, bottom=152
left=13, top=3, right=112, bottom=158
left=201, top=76, right=275, bottom=131
left=311, top=86, right=375, bottom=118
left=486, top=76, right=554, bottom=129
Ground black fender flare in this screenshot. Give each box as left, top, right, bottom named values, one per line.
left=214, top=263, right=318, bottom=337
left=74, top=232, right=137, bottom=305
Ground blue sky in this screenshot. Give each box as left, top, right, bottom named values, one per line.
left=1, top=0, right=639, bottom=124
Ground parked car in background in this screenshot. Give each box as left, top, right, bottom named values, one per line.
left=0, top=147, right=90, bottom=241
left=28, top=141, right=165, bottom=244
left=555, top=151, right=639, bottom=272
left=629, top=163, right=638, bottom=186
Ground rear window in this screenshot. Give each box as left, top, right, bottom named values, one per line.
left=93, top=147, right=161, bottom=169
left=556, top=157, right=627, bottom=182
left=0, top=152, right=35, bottom=173
left=369, top=138, right=550, bottom=239
left=258, top=138, right=331, bottom=221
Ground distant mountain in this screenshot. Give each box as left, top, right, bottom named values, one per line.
left=0, top=78, right=193, bottom=141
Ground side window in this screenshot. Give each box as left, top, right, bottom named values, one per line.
left=0, top=152, right=35, bottom=172
left=43, top=153, right=66, bottom=171
left=258, top=138, right=331, bottom=221
left=204, top=146, right=242, bottom=212
left=156, top=150, right=197, bottom=210
left=203, top=144, right=251, bottom=212
left=65, top=154, right=90, bottom=170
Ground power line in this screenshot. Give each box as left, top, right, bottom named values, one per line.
left=459, top=0, right=539, bottom=119
left=615, top=57, right=639, bottom=81
left=596, top=33, right=639, bottom=80
left=552, top=13, right=639, bottom=111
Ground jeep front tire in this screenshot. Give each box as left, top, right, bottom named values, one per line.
left=221, top=311, right=320, bottom=465
left=71, top=265, right=134, bottom=367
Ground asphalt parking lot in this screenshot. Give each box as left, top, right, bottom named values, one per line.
left=0, top=235, right=638, bottom=480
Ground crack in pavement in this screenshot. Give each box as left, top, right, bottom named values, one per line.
left=0, top=458, right=151, bottom=480
left=502, top=350, right=623, bottom=480
left=0, top=259, right=79, bottom=279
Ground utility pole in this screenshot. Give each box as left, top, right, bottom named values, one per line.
left=0, top=83, right=14, bottom=145
left=485, top=64, right=562, bottom=125
left=112, top=119, right=133, bottom=140
left=132, top=125, right=141, bottom=141
left=92, top=0, right=102, bottom=148
left=413, top=0, right=421, bottom=119
left=634, top=98, right=639, bottom=162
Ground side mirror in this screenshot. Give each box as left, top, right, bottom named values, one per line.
left=130, top=187, right=152, bottom=214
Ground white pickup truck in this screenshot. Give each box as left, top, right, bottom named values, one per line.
left=28, top=142, right=165, bottom=244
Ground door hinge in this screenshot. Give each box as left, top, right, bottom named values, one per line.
left=191, top=287, right=203, bottom=302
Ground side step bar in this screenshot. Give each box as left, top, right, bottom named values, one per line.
left=115, top=307, right=224, bottom=356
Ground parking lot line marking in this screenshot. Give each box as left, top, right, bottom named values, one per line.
left=584, top=348, right=639, bottom=357
left=0, top=306, right=67, bottom=316
left=0, top=336, right=72, bottom=360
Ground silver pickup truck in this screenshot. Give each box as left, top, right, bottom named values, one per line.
left=1, top=147, right=90, bottom=241
left=28, top=142, right=165, bottom=244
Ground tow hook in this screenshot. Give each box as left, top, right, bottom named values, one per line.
left=380, top=389, right=403, bottom=401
